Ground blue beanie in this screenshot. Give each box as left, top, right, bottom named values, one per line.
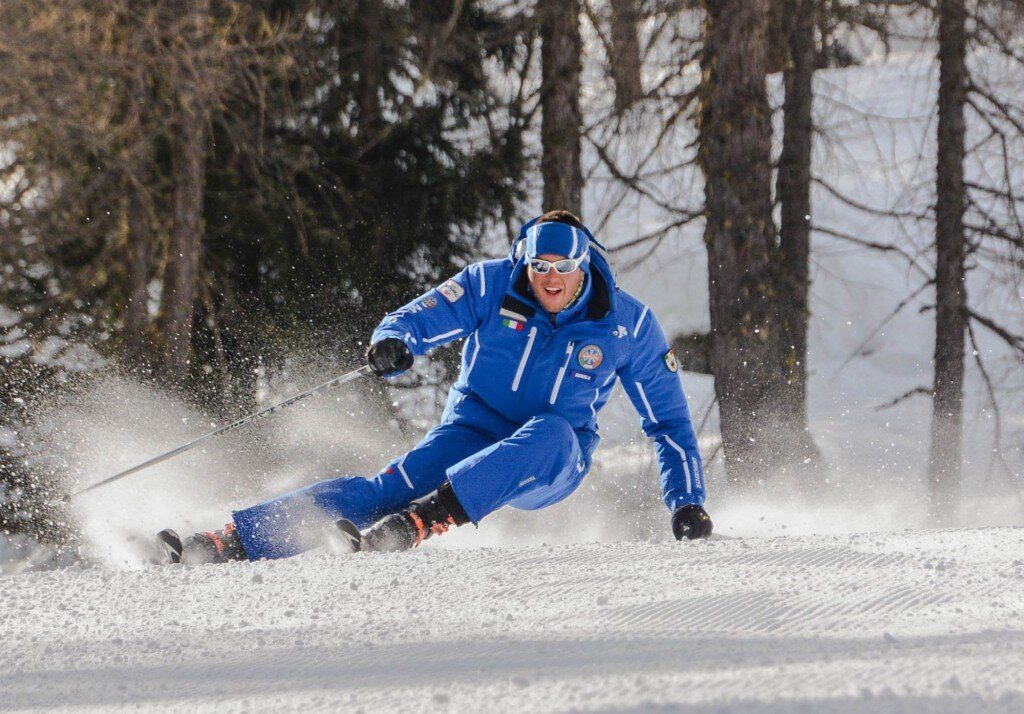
left=524, top=222, right=590, bottom=269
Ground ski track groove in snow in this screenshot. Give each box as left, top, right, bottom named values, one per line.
left=2, top=528, right=1024, bottom=712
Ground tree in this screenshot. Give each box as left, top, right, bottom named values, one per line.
left=160, top=0, right=212, bottom=378
left=1, top=0, right=529, bottom=389
left=1, top=0, right=533, bottom=546
left=0, top=1, right=303, bottom=387
left=774, top=0, right=824, bottom=471
left=539, top=0, right=583, bottom=214
left=928, top=0, right=968, bottom=517
left=608, top=0, right=645, bottom=112
left=698, top=0, right=810, bottom=485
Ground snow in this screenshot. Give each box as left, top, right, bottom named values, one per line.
left=2, top=528, right=1024, bottom=712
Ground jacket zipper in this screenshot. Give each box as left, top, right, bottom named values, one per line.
left=549, top=341, right=575, bottom=404
left=511, top=326, right=538, bottom=392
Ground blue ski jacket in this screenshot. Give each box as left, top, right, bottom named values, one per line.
left=371, top=217, right=706, bottom=510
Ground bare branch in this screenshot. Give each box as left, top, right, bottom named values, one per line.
left=875, top=386, right=932, bottom=410
left=968, top=308, right=1024, bottom=357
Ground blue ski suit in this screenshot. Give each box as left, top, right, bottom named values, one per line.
left=233, top=218, right=706, bottom=559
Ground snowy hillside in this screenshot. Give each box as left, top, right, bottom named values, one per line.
left=3, top=528, right=1024, bottom=712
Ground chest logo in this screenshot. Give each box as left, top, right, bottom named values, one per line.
left=501, top=318, right=524, bottom=331
left=578, top=344, right=603, bottom=370
left=613, top=325, right=628, bottom=338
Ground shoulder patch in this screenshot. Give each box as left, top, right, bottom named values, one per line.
left=438, top=279, right=465, bottom=303
left=664, top=349, right=678, bottom=373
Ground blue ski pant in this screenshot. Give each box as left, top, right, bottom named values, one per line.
left=233, top=400, right=597, bottom=560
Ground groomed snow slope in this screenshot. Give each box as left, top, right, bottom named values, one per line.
left=3, top=528, right=1024, bottom=712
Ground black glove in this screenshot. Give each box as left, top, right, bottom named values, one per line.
left=672, top=504, right=713, bottom=540
left=367, top=338, right=414, bottom=377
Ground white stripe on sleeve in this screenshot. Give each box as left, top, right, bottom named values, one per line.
left=396, top=456, right=414, bottom=490
left=633, top=306, right=650, bottom=337
left=634, top=381, right=658, bottom=424
left=466, top=332, right=482, bottom=376
left=422, top=328, right=463, bottom=344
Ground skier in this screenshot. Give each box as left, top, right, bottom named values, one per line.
left=159, top=211, right=712, bottom=564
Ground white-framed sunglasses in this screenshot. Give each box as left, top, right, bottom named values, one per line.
left=527, top=252, right=587, bottom=274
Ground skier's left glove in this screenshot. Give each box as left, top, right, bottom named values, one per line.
left=367, top=338, right=414, bottom=377
left=672, top=504, right=713, bottom=540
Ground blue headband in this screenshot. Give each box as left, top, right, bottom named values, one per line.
left=524, top=222, right=589, bottom=261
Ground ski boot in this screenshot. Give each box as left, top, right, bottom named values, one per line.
left=157, top=522, right=248, bottom=565
left=361, top=482, right=470, bottom=553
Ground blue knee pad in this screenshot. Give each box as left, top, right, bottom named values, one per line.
left=448, top=414, right=589, bottom=522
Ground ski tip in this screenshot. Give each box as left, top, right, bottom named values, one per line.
left=156, top=529, right=184, bottom=565
left=330, top=519, right=362, bottom=555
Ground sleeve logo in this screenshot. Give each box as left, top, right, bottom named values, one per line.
left=663, top=349, right=678, bottom=373
left=438, top=279, right=465, bottom=303
left=422, top=296, right=438, bottom=309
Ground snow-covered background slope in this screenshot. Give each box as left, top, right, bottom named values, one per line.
left=4, top=529, right=1024, bottom=712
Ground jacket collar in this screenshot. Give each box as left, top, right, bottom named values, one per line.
left=501, top=263, right=612, bottom=325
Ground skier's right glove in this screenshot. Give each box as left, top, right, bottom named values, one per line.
left=367, top=338, right=414, bottom=377
left=672, top=504, right=713, bottom=540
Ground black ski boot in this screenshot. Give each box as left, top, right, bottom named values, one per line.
left=362, top=481, right=471, bottom=553
left=157, top=523, right=248, bottom=564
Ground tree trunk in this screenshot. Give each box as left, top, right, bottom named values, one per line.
left=929, top=0, right=968, bottom=519
left=125, top=188, right=150, bottom=360
left=356, top=0, right=385, bottom=134
left=160, top=0, right=209, bottom=380
left=539, top=0, right=583, bottom=215
left=124, top=65, right=152, bottom=366
left=775, top=0, right=823, bottom=472
left=698, top=0, right=792, bottom=486
left=354, top=0, right=389, bottom=270
left=609, top=0, right=644, bottom=112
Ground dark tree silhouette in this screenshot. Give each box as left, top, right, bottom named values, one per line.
left=539, top=0, right=583, bottom=214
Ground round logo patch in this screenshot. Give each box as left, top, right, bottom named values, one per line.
left=578, top=344, right=603, bottom=370
left=422, top=296, right=438, bottom=309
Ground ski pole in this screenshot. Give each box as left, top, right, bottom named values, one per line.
left=64, top=364, right=374, bottom=502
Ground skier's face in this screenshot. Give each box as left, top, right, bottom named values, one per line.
left=528, top=253, right=585, bottom=313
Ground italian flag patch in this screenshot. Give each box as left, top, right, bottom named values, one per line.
left=502, top=318, right=524, bottom=331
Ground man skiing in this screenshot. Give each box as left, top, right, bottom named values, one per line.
left=159, top=211, right=712, bottom=564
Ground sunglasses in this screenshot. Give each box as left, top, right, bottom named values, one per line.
left=527, top=253, right=587, bottom=274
